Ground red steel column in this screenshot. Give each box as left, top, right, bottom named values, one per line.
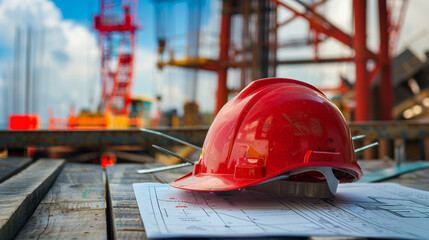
left=378, top=0, right=393, bottom=120
left=215, top=0, right=231, bottom=115
left=353, top=0, right=370, bottom=121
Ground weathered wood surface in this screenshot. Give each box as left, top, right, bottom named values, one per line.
left=0, top=159, right=65, bottom=240
left=107, top=161, right=429, bottom=240
left=16, top=163, right=107, bottom=239
left=0, top=157, right=32, bottom=183
left=1, top=159, right=429, bottom=240
left=106, top=164, right=159, bottom=240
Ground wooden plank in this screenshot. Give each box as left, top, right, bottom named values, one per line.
left=0, top=159, right=65, bottom=240
left=105, top=162, right=429, bottom=240
left=0, top=157, right=32, bottom=183
left=16, top=205, right=105, bottom=239
left=106, top=164, right=159, bottom=240
left=0, top=128, right=207, bottom=149
left=16, top=163, right=107, bottom=239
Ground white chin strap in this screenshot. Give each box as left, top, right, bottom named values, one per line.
left=247, top=166, right=340, bottom=198
left=290, top=166, right=339, bottom=196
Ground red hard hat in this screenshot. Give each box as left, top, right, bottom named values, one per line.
left=170, top=78, right=362, bottom=195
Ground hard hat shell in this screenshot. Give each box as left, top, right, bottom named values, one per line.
left=170, top=78, right=362, bottom=192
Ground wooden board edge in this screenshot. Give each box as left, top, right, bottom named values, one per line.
left=0, top=158, right=32, bottom=184
left=105, top=170, right=116, bottom=240
left=0, top=160, right=65, bottom=240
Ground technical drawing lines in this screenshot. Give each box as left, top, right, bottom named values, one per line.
left=134, top=182, right=429, bottom=239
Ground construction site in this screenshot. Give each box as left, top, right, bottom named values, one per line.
left=1, top=0, right=429, bottom=239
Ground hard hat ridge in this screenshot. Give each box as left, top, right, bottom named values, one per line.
left=170, top=78, right=362, bottom=198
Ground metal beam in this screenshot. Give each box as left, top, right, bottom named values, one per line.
left=277, top=57, right=354, bottom=65
left=0, top=128, right=208, bottom=149
left=353, top=0, right=370, bottom=121
left=2, top=121, right=429, bottom=149
left=378, top=0, right=393, bottom=120
left=271, top=0, right=378, bottom=61
left=216, top=0, right=232, bottom=115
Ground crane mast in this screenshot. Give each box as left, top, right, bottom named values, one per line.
left=94, top=0, right=138, bottom=116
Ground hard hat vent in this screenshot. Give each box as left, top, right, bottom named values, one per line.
left=234, top=157, right=265, bottom=179
left=170, top=78, right=363, bottom=194
left=304, top=150, right=343, bottom=163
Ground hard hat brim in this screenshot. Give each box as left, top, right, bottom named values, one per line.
left=170, top=172, right=265, bottom=192
left=170, top=161, right=363, bottom=192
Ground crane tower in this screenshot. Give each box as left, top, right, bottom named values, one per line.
left=94, top=0, right=139, bottom=116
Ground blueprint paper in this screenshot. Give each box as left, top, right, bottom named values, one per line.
left=133, top=182, right=429, bottom=239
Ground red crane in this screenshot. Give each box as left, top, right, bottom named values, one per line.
left=93, top=0, right=139, bottom=116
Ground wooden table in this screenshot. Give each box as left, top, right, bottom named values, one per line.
left=1, top=158, right=429, bottom=240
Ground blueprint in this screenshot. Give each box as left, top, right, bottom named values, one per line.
left=133, top=182, right=429, bottom=239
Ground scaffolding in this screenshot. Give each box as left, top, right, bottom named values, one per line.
left=154, top=0, right=408, bottom=121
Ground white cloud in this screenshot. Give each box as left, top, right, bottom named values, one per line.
left=132, top=47, right=157, bottom=97
left=160, top=72, right=188, bottom=114
left=0, top=0, right=218, bottom=124
left=195, top=71, right=217, bottom=113
left=138, top=65, right=217, bottom=115
left=3, top=0, right=425, bottom=127
left=0, top=0, right=99, bottom=126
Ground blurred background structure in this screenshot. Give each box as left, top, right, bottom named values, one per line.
left=1, top=0, right=429, bottom=129
left=3, top=2, right=429, bottom=236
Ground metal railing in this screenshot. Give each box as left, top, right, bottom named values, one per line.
left=1, top=121, right=429, bottom=161
left=349, top=121, right=429, bottom=161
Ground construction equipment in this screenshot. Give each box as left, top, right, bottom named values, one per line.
left=50, top=0, right=154, bottom=129
left=154, top=0, right=408, bottom=122
left=94, top=0, right=138, bottom=117
left=8, top=114, right=40, bottom=130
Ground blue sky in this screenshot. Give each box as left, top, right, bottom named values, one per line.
left=51, top=0, right=98, bottom=24
left=50, top=0, right=156, bottom=51
left=49, top=0, right=212, bottom=55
